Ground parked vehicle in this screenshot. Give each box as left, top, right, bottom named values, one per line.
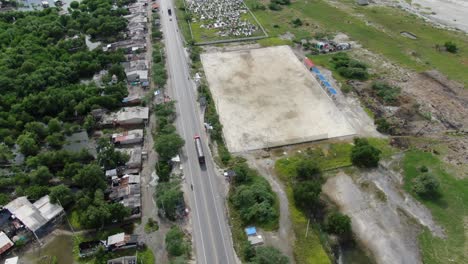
left=168, top=8, right=172, bottom=16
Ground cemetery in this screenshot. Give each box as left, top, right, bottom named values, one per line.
left=183, top=0, right=265, bottom=43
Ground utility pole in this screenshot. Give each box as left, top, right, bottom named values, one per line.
left=305, top=218, right=310, bottom=238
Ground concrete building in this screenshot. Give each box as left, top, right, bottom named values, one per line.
left=101, top=107, right=149, bottom=126
left=112, top=129, right=144, bottom=145
left=4, top=196, right=64, bottom=237
left=117, top=146, right=143, bottom=168
left=126, top=70, right=148, bottom=83
left=106, top=233, right=139, bottom=251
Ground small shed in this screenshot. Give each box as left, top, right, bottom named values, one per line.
left=245, top=226, right=257, bottom=236
left=303, top=58, right=315, bottom=70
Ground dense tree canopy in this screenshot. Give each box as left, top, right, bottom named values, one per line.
left=231, top=179, right=278, bottom=224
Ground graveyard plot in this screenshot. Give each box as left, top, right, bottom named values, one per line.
left=201, top=46, right=355, bottom=152
left=182, top=0, right=266, bottom=43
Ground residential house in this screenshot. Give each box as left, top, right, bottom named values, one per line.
left=100, top=107, right=149, bottom=126
left=106, top=233, right=139, bottom=251
left=4, top=195, right=64, bottom=238
left=112, top=129, right=144, bottom=145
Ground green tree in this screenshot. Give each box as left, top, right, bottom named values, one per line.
left=96, top=138, right=129, bottom=169
left=444, top=41, right=458, bottom=53
left=70, top=1, right=79, bottom=9
left=47, top=118, right=62, bottom=134
left=49, top=185, right=74, bottom=208
left=0, top=193, right=10, bottom=206
left=17, top=133, right=40, bottom=156
left=253, top=246, right=289, bottom=264
left=154, top=133, right=185, bottom=161
left=412, top=173, right=440, bottom=197
left=232, top=163, right=253, bottom=185
left=231, top=181, right=277, bottom=224
left=325, top=212, right=352, bottom=236
left=24, top=186, right=50, bottom=200
left=350, top=138, right=381, bottom=168
left=46, top=133, right=65, bottom=149
left=292, top=180, right=322, bottom=210
left=73, top=163, right=106, bottom=192
left=30, top=166, right=53, bottom=185
left=165, top=226, right=189, bottom=257
left=0, top=143, right=13, bottom=164
left=155, top=181, right=184, bottom=221
left=24, top=122, right=48, bottom=140
left=295, top=159, right=321, bottom=182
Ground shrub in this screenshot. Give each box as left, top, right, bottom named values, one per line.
left=268, top=2, right=282, bottom=11
left=444, top=41, right=458, bottom=53
left=292, top=18, right=303, bottom=27
left=165, top=226, right=189, bottom=257
left=295, top=159, right=321, bottom=182
left=350, top=138, right=381, bottom=168
left=293, top=180, right=322, bottom=210
left=412, top=173, right=440, bottom=197
left=372, top=82, right=401, bottom=105
left=325, top=212, right=352, bottom=236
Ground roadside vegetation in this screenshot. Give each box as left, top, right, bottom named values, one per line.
left=165, top=225, right=191, bottom=263
left=227, top=161, right=284, bottom=262
left=403, top=150, right=468, bottom=264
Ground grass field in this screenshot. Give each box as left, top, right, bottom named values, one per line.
left=402, top=150, right=468, bottom=264
left=245, top=0, right=468, bottom=86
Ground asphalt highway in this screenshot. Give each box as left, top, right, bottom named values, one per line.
left=159, top=0, right=237, bottom=263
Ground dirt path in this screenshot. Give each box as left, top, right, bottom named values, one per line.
left=244, top=154, right=295, bottom=263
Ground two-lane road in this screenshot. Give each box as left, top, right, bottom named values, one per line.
left=159, top=0, right=237, bottom=263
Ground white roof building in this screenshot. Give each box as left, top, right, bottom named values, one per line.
left=4, top=256, right=18, bottom=264
left=4, top=195, right=64, bottom=233
left=101, top=107, right=149, bottom=126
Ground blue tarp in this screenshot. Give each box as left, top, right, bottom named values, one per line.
left=245, top=227, right=257, bottom=236
left=317, top=74, right=326, bottom=81
left=312, top=67, right=320, bottom=74
left=323, top=81, right=331, bottom=87
left=329, top=88, right=337, bottom=95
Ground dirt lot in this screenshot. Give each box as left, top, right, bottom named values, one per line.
left=201, top=46, right=355, bottom=152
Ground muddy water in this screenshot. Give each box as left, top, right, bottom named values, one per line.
left=24, top=234, right=74, bottom=264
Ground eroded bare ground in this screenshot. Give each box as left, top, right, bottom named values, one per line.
left=325, top=34, right=468, bottom=174
left=323, top=157, right=445, bottom=264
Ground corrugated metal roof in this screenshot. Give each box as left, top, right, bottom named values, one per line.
left=0, top=231, right=13, bottom=255
left=107, top=233, right=125, bottom=246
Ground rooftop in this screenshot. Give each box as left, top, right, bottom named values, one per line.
left=4, top=195, right=63, bottom=232
left=0, top=231, right=13, bottom=255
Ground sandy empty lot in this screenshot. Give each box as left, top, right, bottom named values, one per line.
left=201, top=46, right=354, bottom=152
